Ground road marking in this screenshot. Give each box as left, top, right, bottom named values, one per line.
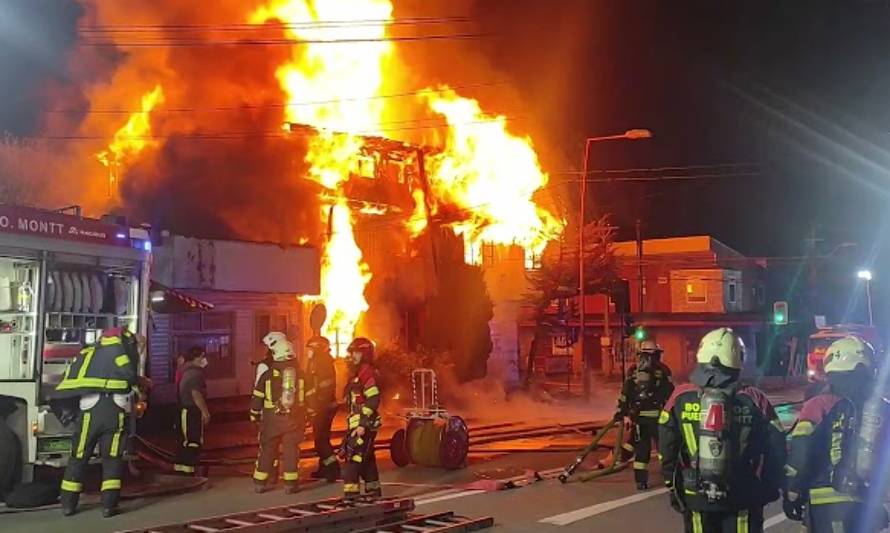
left=764, top=513, right=787, bottom=529
left=539, top=488, right=669, bottom=526
left=416, top=489, right=486, bottom=506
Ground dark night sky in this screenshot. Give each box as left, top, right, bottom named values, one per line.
left=2, top=0, right=890, bottom=322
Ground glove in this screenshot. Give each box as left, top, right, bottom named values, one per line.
left=783, top=491, right=805, bottom=522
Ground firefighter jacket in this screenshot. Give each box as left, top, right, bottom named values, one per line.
left=250, top=360, right=305, bottom=421
left=345, top=363, right=381, bottom=431
left=54, top=333, right=138, bottom=399
left=617, top=361, right=674, bottom=420
left=305, top=352, right=336, bottom=413
left=659, top=382, right=786, bottom=512
left=786, top=392, right=872, bottom=506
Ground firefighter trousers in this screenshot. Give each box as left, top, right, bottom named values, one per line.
left=312, top=406, right=338, bottom=472
left=253, top=412, right=305, bottom=488
left=632, top=417, right=659, bottom=484
left=174, top=406, right=203, bottom=474
left=807, top=502, right=888, bottom=533
left=683, top=508, right=763, bottom=533
left=342, top=430, right=379, bottom=499
left=60, top=396, right=127, bottom=512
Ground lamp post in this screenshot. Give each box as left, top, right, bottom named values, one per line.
left=858, top=270, right=873, bottom=326
left=579, top=128, right=652, bottom=400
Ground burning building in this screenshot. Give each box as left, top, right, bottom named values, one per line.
left=29, top=0, right=565, bottom=384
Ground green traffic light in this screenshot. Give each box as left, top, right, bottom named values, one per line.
left=635, top=327, right=646, bottom=341
left=774, top=313, right=785, bottom=324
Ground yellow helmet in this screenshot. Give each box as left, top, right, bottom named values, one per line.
left=696, top=327, right=745, bottom=370
left=823, top=336, right=874, bottom=374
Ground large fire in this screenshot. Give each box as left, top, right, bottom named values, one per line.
left=69, top=0, right=563, bottom=356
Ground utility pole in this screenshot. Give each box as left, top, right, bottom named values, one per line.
left=578, top=129, right=652, bottom=400
left=636, top=218, right=643, bottom=312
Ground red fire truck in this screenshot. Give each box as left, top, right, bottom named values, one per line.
left=0, top=205, right=151, bottom=483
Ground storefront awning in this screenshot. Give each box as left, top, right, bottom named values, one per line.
left=149, top=281, right=214, bottom=313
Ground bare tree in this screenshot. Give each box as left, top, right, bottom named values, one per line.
left=523, top=216, right=617, bottom=388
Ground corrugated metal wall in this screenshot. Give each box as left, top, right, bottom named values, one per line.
left=148, top=313, right=175, bottom=403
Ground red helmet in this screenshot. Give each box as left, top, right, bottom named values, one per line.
left=347, top=337, right=374, bottom=364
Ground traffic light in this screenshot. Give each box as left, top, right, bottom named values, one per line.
left=773, top=301, right=789, bottom=325
left=634, top=326, right=647, bottom=341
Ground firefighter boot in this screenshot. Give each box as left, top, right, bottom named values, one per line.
left=634, top=466, right=649, bottom=491
left=60, top=491, right=79, bottom=516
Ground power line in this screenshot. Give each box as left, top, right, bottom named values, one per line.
left=77, top=16, right=475, bottom=32
left=559, top=172, right=761, bottom=183
left=77, top=32, right=492, bottom=48
left=553, top=163, right=762, bottom=176
left=43, top=81, right=513, bottom=115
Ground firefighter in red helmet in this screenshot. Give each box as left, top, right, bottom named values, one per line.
left=340, top=337, right=382, bottom=502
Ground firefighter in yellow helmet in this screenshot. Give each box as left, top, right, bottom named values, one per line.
left=616, top=339, right=674, bottom=490
left=250, top=332, right=305, bottom=494
left=341, top=337, right=382, bottom=502
left=55, top=328, right=141, bottom=518
left=659, top=328, right=785, bottom=532
left=784, top=336, right=889, bottom=532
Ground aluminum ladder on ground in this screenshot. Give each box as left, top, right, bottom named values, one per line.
left=117, top=497, right=415, bottom=533
left=368, top=510, right=494, bottom=532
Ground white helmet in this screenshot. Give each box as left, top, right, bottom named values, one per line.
left=696, top=327, right=745, bottom=370
left=271, top=339, right=296, bottom=362
left=824, top=336, right=874, bottom=374
left=262, top=331, right=287, bottom=350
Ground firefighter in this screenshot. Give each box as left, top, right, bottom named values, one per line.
left=250, top=333, right=305, bottom=494
left=341, top=337, right=382, bottom=502
left=173, top=346, right=210, bottom=476
left=784, top=336, right=890, bottom=532
left=304, top=336, right=339, bottom=482
left=616, top=340, right=674, bottom=490
left=659, top=328, right=785, bottom=533
left=54, top=327, right=141, bottom=518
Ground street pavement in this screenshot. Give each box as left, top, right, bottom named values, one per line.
left=0, top=381, right=840, bottom=532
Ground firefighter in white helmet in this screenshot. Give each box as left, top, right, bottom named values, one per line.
left=250, top=333, right=306, bottom=494
left=615, top=339, right=674, bottom=490
left=659, top=328, right=785, bottom=532
left=784, top=336, right=889, bottom=532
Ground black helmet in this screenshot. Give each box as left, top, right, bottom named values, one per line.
left=306, top=336, right=331, bottom=355
left=347, top=337, right=374, bottom=365
left=185, top=346, right=206, bottom=362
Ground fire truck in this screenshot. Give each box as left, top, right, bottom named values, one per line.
left=0, top=205, right=151, bottom=483
left=806, top=323, right=883, bottom=383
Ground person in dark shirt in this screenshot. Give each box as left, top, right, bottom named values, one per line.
left=173, top=347, right=210, bottom=475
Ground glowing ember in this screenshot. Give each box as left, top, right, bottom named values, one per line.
left=422, top=87, right=563, bottom=263
left=319, top=200, right=371, bottom=352
left=95, top=85, right=164, bottom=196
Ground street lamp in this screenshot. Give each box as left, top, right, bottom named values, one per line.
left=579, top=129, right=652, bottom=400
left=858, top=270, right=874, bottom=326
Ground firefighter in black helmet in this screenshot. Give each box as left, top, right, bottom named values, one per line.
left=250, top=332, right=305, bottom=494
left=616, top=340, right=674, bottom=490
left=784, top=336, right=889, bottom=532
left=659, top=328, right=785, bottom=533
left=173, top=346, right=210, bottom=476
left=305, top=335, right=339, bottom=482
left=55, top=327, right=141, bottom=518
left=341, top=337, right=382, bottom=502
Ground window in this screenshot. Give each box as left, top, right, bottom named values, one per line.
left=728, top=281, right=737, bottom=304
left=172, top=311, right=235, bottom=379
left=0, top=257, right=39, bottom=380
left=685, top=279, right=708, bottom=304
left=524, top=250, right=542, bottom=271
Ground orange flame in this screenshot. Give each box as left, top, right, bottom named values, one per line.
left=406, top=188, right=429, bottom=238
left=96, top=85, right=165, bottom=168
left=251, top=0, right=392, bottom=354
left=422, top=87, right=563, bottom=263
